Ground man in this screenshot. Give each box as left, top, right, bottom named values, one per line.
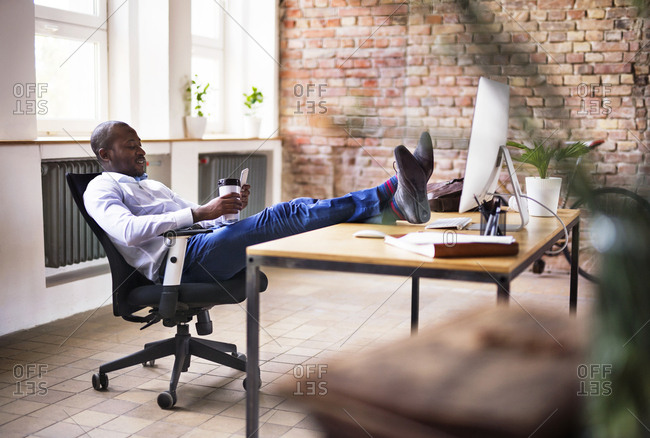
left=84, top=121, right=433, bottom=284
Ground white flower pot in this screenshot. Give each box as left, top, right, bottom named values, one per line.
left=184, top=116, right=207, bottom=139
left=243, top=116, right=261, bottom=138
left=525, top=176, right=562, bottom=217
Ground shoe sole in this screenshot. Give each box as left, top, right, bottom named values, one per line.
left=414, top=131, right=434, bottom=180
left=394, top=146, right=431, bottom=224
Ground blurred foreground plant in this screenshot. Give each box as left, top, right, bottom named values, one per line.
left=571, top=169, right=650, bottom=437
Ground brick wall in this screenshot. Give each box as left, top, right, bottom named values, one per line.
left=279, top=0, right=649, bottom=200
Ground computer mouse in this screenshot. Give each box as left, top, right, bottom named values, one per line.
left=353, top=229, right=387, bottom=239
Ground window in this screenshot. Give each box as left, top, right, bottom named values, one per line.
left=191, top=0, right=225, bottom=133
left=34, top=0, right=108, bottom=136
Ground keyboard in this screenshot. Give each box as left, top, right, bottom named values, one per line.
left=425, top=217, right=472, bottom=230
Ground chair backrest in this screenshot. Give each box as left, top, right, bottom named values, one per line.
left=66, top=172, right=153, bottom=320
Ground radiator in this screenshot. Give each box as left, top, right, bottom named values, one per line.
left=198, top=153, right=267, bottom=220
left=42, top=159, right=105, bottom=268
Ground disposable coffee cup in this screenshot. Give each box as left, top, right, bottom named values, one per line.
left=218, top=178, right=241, bottom=224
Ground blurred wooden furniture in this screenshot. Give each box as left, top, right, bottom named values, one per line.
left=281, top=306, right=585, bottom=438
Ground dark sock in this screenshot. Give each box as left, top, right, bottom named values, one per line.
left=377, top=176, right=398, bottom=203
left=389, top=199, right=405, bottom=221
left=376, top=176, right=405, bottom=221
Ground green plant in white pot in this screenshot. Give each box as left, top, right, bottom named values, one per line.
left=184, top=75, right=209, bottom=138
left=507, top=139, right=590, bottom=216
left=242, top=86, right=264, bottom=138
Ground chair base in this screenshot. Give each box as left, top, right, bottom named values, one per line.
left=94, top=324, right=246, bottom=408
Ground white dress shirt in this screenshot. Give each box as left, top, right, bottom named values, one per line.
left=84, top=172, right=220, bottom=282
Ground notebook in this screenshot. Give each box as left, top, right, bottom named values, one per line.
left=385, top=232, right=518, bottom=258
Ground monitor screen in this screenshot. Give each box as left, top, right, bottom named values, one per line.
left=458, top=77, right=511, bottom=213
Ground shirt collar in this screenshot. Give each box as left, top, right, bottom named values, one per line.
left=105, top=172, right=149, bottom=183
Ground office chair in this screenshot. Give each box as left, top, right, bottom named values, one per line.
left=66, top=172, right=267, bottom=409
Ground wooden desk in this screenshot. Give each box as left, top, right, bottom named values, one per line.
left=245, top=209, right=580, bottom=437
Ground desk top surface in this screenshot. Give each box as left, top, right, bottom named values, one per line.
left=247, top=209, right=579, bottom=275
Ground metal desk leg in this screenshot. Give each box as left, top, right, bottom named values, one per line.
left=246, top=259, right=261, bottom=438
left=496, top=276, right=510, bottom=305
left=411, top=276, right=419, bottom=335
left=570, top=221, right=579, bottom=315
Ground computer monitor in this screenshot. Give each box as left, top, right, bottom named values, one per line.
left=458, top=77, right=529, bottom=230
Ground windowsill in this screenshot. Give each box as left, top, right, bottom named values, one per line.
left=45, top=258, right=110, bottom=288
left=0, top=135, right=280, bottom=145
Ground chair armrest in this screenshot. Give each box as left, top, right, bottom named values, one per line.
left=158, top=227, right=213, bottom=318
left=160, top=227, right=213, bottom=272
left=163, top=226, right=213, bottom=238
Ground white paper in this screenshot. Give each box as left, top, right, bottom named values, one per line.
left=397, top=232, right=515, bottom=245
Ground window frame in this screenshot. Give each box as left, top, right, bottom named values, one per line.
left=34, top=3, right=108, bottom=137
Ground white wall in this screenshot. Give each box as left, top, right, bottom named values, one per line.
left=0, top=0, right=37, bottom=140
left=137, top=1, right=171, bottom=138
left=107, top=0, right=138, bottom=125
left=0, top=145, right=111, bottom=335
left=168, top=0, right=192, bottom=139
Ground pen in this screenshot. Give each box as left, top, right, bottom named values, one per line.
left=484, top=213, right=494, bottom=236
left=485, top=202, right=495, bottom=236
left=491, top=198, right=502, bottom=236
left=474, top=195, right=489, bottom=221
left=494, top=199, right=502, bottom=235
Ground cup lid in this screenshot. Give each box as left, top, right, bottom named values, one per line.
left=218, top=178, right=240, bottom=186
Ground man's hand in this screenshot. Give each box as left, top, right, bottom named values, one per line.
left=192, top=192, right=243, bottom=222
left=240, top=184, right=251, bottom=210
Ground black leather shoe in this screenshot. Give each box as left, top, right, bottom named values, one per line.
left=393, top=145, right=431, bottom=224
left=414, top=131, right=434, bottom=181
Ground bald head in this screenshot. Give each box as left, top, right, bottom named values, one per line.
left=90, top=121, right=133, bottom=160
left=90, top=121, right=146, bottom=177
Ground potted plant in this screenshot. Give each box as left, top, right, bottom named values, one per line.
left=507, top=139, right=590, bottom=216
left=242, top=86, right=264, bottom=138
left=184, top=74, right=209, bottom=138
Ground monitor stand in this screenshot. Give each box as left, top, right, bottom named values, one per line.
left=467, top=145, right=529, bottom=232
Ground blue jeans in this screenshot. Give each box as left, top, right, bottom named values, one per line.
left=181, top=186, right=387, bottom=283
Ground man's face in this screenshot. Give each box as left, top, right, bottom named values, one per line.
left=99, top=125, right=146, bottom=177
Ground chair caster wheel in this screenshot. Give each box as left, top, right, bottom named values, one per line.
left=157, top=391, right=177, bottom=409
left=232, top=352, right=246, bottom=361
left=243, top=369, right=262, bottom=390
left=532, top=259, right=545, bottom=274
left=142, top=360, right=156, bottom=367
left=92, top=373, right=108, bottom=390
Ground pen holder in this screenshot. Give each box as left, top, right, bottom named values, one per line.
left=480, top=210, right=507, bottom=236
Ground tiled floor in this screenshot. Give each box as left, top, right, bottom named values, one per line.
left=0, top=267, right=597, bottom=437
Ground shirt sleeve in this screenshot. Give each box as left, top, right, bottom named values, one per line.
left=162, top=185, right=223, bottom=228
left=84, top=177, right=195, bottom=247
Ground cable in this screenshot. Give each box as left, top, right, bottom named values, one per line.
left=490, top=192, right=569, bottom=254
left=520, top=194, right=569, bottom=255
left=487, top=192, right=569, bottom=254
